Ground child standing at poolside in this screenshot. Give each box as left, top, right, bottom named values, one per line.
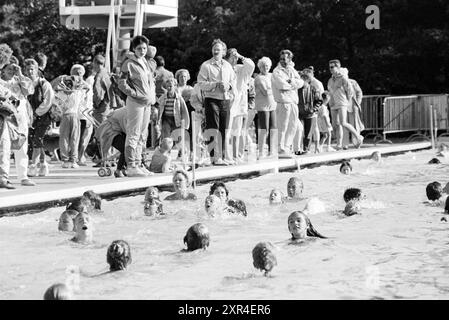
left=317, top=91, right=334, bottom=152
left=149, top=137, right=173, bottom=173
left=53, top=65, right=90, bottom=169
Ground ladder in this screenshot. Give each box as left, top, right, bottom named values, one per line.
left=105, top=0, right=146, bottom=72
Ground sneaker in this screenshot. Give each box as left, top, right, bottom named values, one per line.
left=223, top=159, right=236, bottom=166
left=28, top=164, right=38, bottom=177
left=39, top=163, right=49, bottom=176
left=62, top=162, right=70, bottom=168
left=327, top=146, right=337, bottom=152
left=0, top=180, right=15, bottom=189
left=93, top=162, right=102, bottom=168
left=71, top=162, right=79, bottom=169
left=213, top=158, right=225, bottom=165
left=21, top=179, right=36, bottom=186
left=139, top=166, right=152, bottom=176
left=126, top=166, right=147, bottom=177
left=355, top=136, right=364, bottom=149
left=114, top=169, right=125, bottom=178
left=343, top=145, right=349, bottom=150
left=78, top=161, right=88, bottom=167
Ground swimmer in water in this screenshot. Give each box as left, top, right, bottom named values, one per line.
left=58, top=198, right=89, bottom=231
left=107, top=240, right=132, bottom=271
left=287, top=177, right=304, bottom=200
left=343, top=200, right=362, bottom=216
left=340, top=161, right=352, bottom=175
left=287, top=211, right=326, bottom=241
left=370, top=151, right=382, bottom=162
left=252, top=242, right=277, bottom=276
left=209, top=181, right=247, bottom=216
left=204, top=194, right=223, bottom=217
left=343, top=188, right=364, bottom=203
left=183, top=223, right=210, bottom=251
left=428, top=158, right=441, bottom=164
left=143, top=187, right=164, bottom=216
left=426, top=181, right=443, bottom=201
left=269, top=189, right=286, bottom=204
left=43, top=283, right=72, bottom=300
left=71, top=212, right=93, bottom=244
left=165, top=170, right=197, bottom=201
left=82, top=190, right=102, bottom=211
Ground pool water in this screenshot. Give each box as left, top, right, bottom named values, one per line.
left=1, top=149, right=448, bottom=300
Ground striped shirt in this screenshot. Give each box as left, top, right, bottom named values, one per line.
left=163, top=97, right=175, bottom=117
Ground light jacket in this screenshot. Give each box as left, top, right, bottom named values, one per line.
left=348, top=79, right=363, bottom=113
left=118, top=52, right=156, bottom=106
left=92, top=68, right=111, bottom=114
left=327, top=73, right=353, bottom=110
left=230, top=58, right=255, bottom=116
left=197, top=58, right=237, bottom=101
left=157, top=91, right=190, bottom=129
left=271, top=63, right=304, bottom=104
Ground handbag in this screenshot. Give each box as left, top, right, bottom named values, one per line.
left=7, top=114, right=26, bottom=150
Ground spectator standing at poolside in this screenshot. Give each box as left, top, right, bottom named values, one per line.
left=327, top=59, right=363, bottom=150
left=271, top=50, right=304, bottom=155
left=92, top=54, right=111, bottom=126
left=175, top=68, right=194, bottom=150
left=224, top=48, right=255, bottom=164
left=302, top=66, right=324, bottom=96
left=254, top=57, right=277, bottom=158
left=118, top=35, right=156, bottom=177
left=35, top=52, right=47, bottom=78
left=24, top=58, right=54, bottom=177
left=0, top=56, right=36, bottom=188
left=340, top=68, right=364, bottom=148
left=78, top=65, right=94, bottom=166
left=197, top=39, right=237, bottom=165
left=298, top=71, right=322, bottom=154
left=154, top=56, right=174, bottom=100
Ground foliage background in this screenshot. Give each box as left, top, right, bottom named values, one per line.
left=1, top=0, right=449, bottom=94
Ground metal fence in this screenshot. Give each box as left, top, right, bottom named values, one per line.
left=360, top=94, right=449, bottom=144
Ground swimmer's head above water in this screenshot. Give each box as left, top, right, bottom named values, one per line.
left=204, top=194, right=222, bottom=216
left=144, top=186, right=160, bottom=202
left=252, top=242, right=277, bottom=276
left=82, top=190, right=102, bottom=211
left=183, top=223, right=210, bottom=251
left=72, top=212, right=93, bottom=244
left=107, top=240, right=132, bottom=271
left=209, top=181, right=229, bottom=204
left=58, top=209, right=78, bottom=232
left=340, top=161, right=352, bottom=175
left=287, top=211, right=326, bottom=240
left=343, top=188, right=364, bottom=203
left=287, top=177, right=303, bottom=199
left=371, top=151, right=382, bottom=162
left=43, top=283, right=72, bottom=300
left=269, top=189, right=285, bottom=204
left=426, top=181, right=443, bottom=201
left=428, top=158, right=441, bottom=164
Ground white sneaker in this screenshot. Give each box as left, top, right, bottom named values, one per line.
left=39, top=163, right=49, bottom=176
left=139, top=166, right=153, bottom=176
left=28, top=164, right=38, bottom=177
left=126, top=166, right=147, bottom=177
left=71, top=162, right=79, bottom=169
left=21, top=179, right=36, bottom=186
left=62, top=162, right=70, bottom=168
left=213, top=158, right=225, bottom=165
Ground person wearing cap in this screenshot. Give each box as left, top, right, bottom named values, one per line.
left=327, top=59, right=363, bottom=150
left=271, top=49, right=304, bottom=155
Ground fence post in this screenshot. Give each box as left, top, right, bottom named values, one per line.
left=430, top=104, right=435, bottom=149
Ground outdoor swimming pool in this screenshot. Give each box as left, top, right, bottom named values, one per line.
left=0, top=149, right=448, bottom=300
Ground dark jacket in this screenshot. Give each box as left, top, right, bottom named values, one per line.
left=298, top=82, right=322, bottom=119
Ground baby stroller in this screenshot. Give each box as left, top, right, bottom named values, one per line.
left=83, top=109, right=117, bottom=177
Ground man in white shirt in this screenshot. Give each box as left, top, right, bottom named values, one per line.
left=197, top=39, right=237, bottom=165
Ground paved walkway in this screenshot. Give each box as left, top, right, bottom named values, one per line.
left=0, top=142, right=431, bottom=215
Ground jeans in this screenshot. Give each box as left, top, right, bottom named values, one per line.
left=204, top=98, right=230, bottom=160
left=59, top=113, right=80, bottom=162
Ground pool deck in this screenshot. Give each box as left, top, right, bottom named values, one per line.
left=0, top=142, right=431, bottom=215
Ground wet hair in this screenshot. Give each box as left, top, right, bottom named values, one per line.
left=428, top=158, right=441, bottom=164
left=209, top=181, right=229, bottom=196
left=58, top=209, right=78, bottom=231
left=174, top=69, right=190, bottom=83
left=227, top=199, right=248, bottom=216
left=82, top=190, right=102, bottom=210
left=287, top=177, right=304, bottom=196
left=343, top=188, right=363, bottom=203
left=252, top=242, right=277, bottom=276
left=66, top=197, right=90, bottom=213
left=172, top=169, right=190, bottom=186
left=107, top=240, right=132, bottom=271
left=340, top=161, right=352, bottom=174
left=371, top=151, right=381, bottom=160
left=144, top=186, right=160, bottom=202
left=130, top=35, right=149, bottom=53
left=183, top=223, right=210, bottom=251
left=288, top=211, right=327, bottom=239
left=43, top=283, right=71, bottom=300
left=155, top=55, right=165, bottom=67
left=426, top=181, right=443, bottom=201
left=344, top=200, right=361, bottom=216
